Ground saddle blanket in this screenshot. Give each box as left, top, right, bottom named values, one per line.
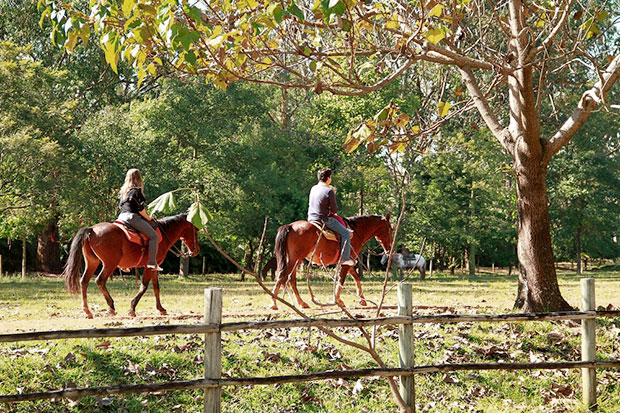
left=113, top=221, right=162, bottom=246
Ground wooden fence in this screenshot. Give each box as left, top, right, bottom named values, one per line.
left=1, top=278, right=620, bottom=412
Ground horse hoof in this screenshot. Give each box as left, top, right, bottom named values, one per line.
left=106, top=310, right=116, bottom=317
left=159, top=310, right=168, bottom=316
left=270, top=304, right=278, bottom=310
left=359, top=299, right=367, bottom=307
left=128, top=311, right=136, bottom=318
left=84, top=312, right=93, bottom=319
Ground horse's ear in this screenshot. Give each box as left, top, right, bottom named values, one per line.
left=385, top=213, right=390, bottom=221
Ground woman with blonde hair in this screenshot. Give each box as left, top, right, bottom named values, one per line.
left=116, top=169, right=163, bottom=271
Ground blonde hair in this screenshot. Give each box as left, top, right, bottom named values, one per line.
left=119, top=168, right=144, bottom=200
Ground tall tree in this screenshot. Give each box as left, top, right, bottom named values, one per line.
left=0, top=42, right=73, bottom=272
left=43, top=0, right=620, bottom=310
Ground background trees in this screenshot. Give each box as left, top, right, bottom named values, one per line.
left=38, top=0, right=620, bottom=310
left=0, top=1, right=617, bottom=315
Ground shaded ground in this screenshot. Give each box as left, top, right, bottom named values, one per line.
left=1, top=268, right=619, bottom=332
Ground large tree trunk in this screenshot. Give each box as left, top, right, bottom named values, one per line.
left=513, top=160, right=572, bottom=312
left=37, top=217, right=61, bottom=274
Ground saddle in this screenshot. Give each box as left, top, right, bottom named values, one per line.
left=309, top=221, right=340, bottom=242
left=113, top=221, right=162, bottom=246
left=307, top=221, right=355, bottom=265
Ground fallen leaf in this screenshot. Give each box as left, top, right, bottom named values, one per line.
left=352, top=379, right=364, bottom=395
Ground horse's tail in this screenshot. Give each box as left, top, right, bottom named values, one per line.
left=275, top=224, right=292, bottom=279
left=62, top=227, right=92, bottom=294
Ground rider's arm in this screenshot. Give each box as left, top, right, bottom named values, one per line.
left=328, top=189, right=338, bottom=214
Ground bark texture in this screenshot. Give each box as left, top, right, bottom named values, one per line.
left=37, top=217, right=61, bottom=274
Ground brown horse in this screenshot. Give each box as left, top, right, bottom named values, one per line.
left=63, top=214, right=199, bottom=318
left=272, top=214, right=392, bottom=309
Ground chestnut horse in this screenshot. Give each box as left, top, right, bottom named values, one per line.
left=272, top=214, right=392, bottom=309
left=63, top=214, right=199, bottom=318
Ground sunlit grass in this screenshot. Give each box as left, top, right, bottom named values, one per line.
left=1, top=267, right=619, bottom=412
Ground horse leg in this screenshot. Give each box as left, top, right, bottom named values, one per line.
left=419, top=267, right=426, bottom=280
left=347, top=267, right=367, bottom=306
left=270, top=275, right=286, bottom=310
left=151, top=271, right=167, bottom=316
left=95, top=265, right=118, bottom=316
left=129, top=269, right=151, bottom=317
left=287, top=265, right=309, bottom=309
left=271, top=260, right=301, bottom=310
left=80, top=252, right=99, bottom=319
left=334, top=266, right=349, bottom=307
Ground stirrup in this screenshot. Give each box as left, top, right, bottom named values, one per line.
left=147, top=264, right=163, bottom=272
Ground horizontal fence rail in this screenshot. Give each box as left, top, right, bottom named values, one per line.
left=2, top=310, right=620, bottom=343
left=1, top=279, right=619, bottom=411
left=3, top=361, right=620, bottom=403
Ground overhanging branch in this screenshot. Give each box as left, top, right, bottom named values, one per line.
left=543, top=54, right=620, bottom=164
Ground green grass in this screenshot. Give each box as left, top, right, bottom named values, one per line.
left=1, top=268, right=620, bottom=412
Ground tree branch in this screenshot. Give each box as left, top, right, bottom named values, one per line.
left=458, top=66, right=515, bottom=156
left=542, top=54, right=620, bottom=164
left=526, top=0, right=574, bottom=63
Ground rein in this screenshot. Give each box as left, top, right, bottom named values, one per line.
left=155, top=219, right=195, bottom=258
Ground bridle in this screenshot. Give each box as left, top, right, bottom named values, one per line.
left=157, top=220, right=198, bottom=258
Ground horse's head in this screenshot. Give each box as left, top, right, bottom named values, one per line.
left=374, top=213, right=393, bottom=254
left=180, top=216, right=200, bottom=257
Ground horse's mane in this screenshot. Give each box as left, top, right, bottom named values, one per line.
left=344, top=214, right=385, bottom=230
left=157, top=214, right=188, bottom=232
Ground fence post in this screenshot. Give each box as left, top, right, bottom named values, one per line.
left=398, top=283, right=415, bottom=412
left=0, top=254, right=3, bottom=276
left=204, top=288, right=222, bottom=413
left=581, top=278, right=596, bottom=408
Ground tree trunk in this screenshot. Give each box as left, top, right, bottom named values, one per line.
left=513, top=161, right=572, bottom=311
left=576, top=222, right=582, bottom=275
left=179, top=244, right=190, bottom=277
left=37, top=217, right=62, bottom=274
left=359, top=174, right=364, bottom=215
left=468, top=187, right=476, bottom=276
left=22, top=235, right=27, bottom=279
left=468, top=245, right=476, bottom=277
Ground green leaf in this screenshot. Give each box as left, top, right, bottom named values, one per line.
left=428, top=4, right=443, bottom=17
left=104, top=42, right=119, bottom=73
left=426, top=27, right=445, bottom=44
left=385, top=13, right=399, bottom=29
left=148, top=191, right=177, bottom=215
left=185, top=6, right=203, bottom=22
left=65, top=32, right=78, bottom=52
left=375, top=107, right=388, bottom=121
left=121, top=0, right=135, bottom=17
left=273, top=5, right=284, bottom=23
left=137, top=67, right=146, bottom=87
left=39, top=6, right=51, bottom=29
left=288, top=2, right=304, bottom=21
left=595, top=10, right=608, bottom=22
left=185, top=50, right=197, bottom=66
left=330, top=1, right=345, bottom=15
left=187, top=201, right=209, bottom=229
left=438, top=101, right=451, bottom=117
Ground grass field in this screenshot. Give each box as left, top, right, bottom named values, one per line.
left=1, top=267, right=619, bottom=412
